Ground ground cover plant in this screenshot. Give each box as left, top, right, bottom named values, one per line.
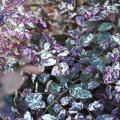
left=0, top=0, right=120, bottom=120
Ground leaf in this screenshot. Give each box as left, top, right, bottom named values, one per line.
left=69, top=84, right=92, bottom=99
left=24, top=111, right=33, bottom=120
left=75, top=16, right=85, bottom=26
left=88, top=101, right=104, bottom=111
left=60, top=96, right=73, bottom=106
left=51, top=62, right=69, bottom=76
left=82, top=21, right=94, bottom=32
left=40, top=50, right=53, bottom=59
left=65, top=38, right=75, bottom=49
left=80, top=33, right=94, bottom=47
left=80, top=73, right=93, bottom=81
left=56, top=76, right=70, bottom=82
left=53, top=104, right=62, bottom=113
left=68, top=30, right=79, bottom=39
left=96, top=114, right=114, bottom=120
left=93, top=48, right=103, bottom=56
left=41, top=58, right=56, bottom=67
left=89, top=16, right=103, bottom=21
left=25, top=93, right=45, bottom=110
left=47, top=94, right=55, bottom=104
left=57, top=110, right=66, bottom=120
left=49, top=82, right=62, bottom=94
left=98, top=22, right=113, bottom=31
left=79, top=57, right=90, bottom=65
left=96, top=32, right=111, bottom=43
left=42, top=114, right=58, bottom=120
left=90, top=54, right=105, bottom=72
left=111, top=33, right=120, bottom=44
left=80, top=80, right=100, bottom=90
left=0, top=15, right=4, bottom=23
left=70, top=101, right=84, bottom=111
left=37, top=73, right=50, bottom=84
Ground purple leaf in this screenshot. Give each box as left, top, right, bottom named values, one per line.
left=75, top=16, right=85, bottom=26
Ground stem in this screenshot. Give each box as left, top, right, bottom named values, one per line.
left=85, top=106, right=96, bottom=120
left=42, top=78, right=81, bottom=115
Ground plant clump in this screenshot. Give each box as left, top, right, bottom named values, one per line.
left=0, top=0, right=120, bottom=120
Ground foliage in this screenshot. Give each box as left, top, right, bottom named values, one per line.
left=0, top=0, right=120, bottom=120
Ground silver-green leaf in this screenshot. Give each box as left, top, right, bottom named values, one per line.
left=25, top=93, right=45, bottom=110
left=69, top=84, right=92, bottom=99
left=96, top=114, right=114, bottom=120
left=49, top=82, right=62, bottom=94
left=98, top=22, right=113, bottom=31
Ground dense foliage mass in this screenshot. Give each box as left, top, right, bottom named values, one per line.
left=0, top=0, right=120, bottom=120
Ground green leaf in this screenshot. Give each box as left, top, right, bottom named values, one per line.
left=84, top=21, right=94, bottom=30
left=93, top=48, right=103, bottom=56
left=70, top=73, right=80, bottom=79
left=25, top=93, right=45, bottom=110
left=90, top=54, right=105, bottom=72
left=80, top=73, right=93, bottom=81
left=49, top=82, right=62, bottom=94
left=42, top=114, right=58, bottom=120
left=111, top=33, right=120, bottom=44
left=65, top=38, right=75, bottom=49
left=38, top=73, right=50, bottom=84
left=69, top=84, right=92, bottom=99
left=96, top=114, right=113, bottom=120
left=96, top=32, right=111, bottom=43
left=80, top=80, right=100, bottom=90
left=56, top=76, right=70, bottom=82
left=80, top=33, right=94, bottom=47
left=98, top=22, right=113, bottom=31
